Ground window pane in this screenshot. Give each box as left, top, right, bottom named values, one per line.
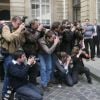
left=42, top=0, right=49, bottom=3
left=31, top=4, right=40, bottom=9
left=46, top=5, right=50, bottom=13
left=31, top=0, right=51, bottom=25
left=31, top=0, right=40, bottom=3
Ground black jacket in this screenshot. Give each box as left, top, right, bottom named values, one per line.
left=8, top=61, right=30, bottom=90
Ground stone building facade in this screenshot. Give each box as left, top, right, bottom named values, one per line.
left=0, top=0, right=99, bottom=24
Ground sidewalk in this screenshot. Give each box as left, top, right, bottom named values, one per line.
left=84, top=57, right=100, bottom=80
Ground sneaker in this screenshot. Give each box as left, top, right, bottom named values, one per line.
left=58, top=84, right=62, bottom=88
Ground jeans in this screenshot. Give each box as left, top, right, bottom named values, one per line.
left=38, top=54, right=52, bottom=87
left=51, top=54, right=58, bottom=81
left=2, top=55, right=12, bottom=98
left=16, top=83, right=43, bottom=100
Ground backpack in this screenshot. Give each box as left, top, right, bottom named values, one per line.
left=0, top=22, right=12, bottom=61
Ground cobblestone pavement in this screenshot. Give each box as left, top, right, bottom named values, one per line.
left=0, top=77, right=100, bottom=100
left=43, top=77, right=100, bottom=100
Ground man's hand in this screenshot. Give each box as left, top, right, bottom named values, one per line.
left=19, top=23, right=25, bottom=31
left=71, top=26, right=76, bottom=32
left=54, top=36, right=60, bottom=45
left=67, top=56, right=71, bottom=62
left=37, top=24, right=43, bottom=31
left=27, top=56, right=36, bottom=66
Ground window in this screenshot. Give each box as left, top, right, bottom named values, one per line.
left=31, top=0, right=51, bottom=25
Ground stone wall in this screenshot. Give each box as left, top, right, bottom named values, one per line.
left=80, top=0, right=96, bottom=23
left=10, top=0, right=25, bottom=18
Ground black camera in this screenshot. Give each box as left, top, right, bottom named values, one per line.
left=22, top=16, right=28, bottom=23
left=34, top=57, right=40, bottom=62
left=29, top=55, right=40, bottom=62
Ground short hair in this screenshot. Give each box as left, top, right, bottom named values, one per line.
left=51, top=21, right=61, bottom=30
left=30, top=19, right=39, bottom=26
left=62, top=19, right=69, bottom=25
left=85, top=18, right=89, bottom=21
left=13, top=50, right=25, bottom=60
left=11, top=16, right=22, bottom=22
left=56, top=52, right=68, bottom=60
left=71, top=46, right=80, bottom=55
left=45, top=30, right=54, bottom=39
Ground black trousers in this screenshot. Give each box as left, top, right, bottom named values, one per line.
left=55, top=69, right=78, bottom=86
left=28, top=63, right=39, bottom=84
left=0, top=61, right=4, bottom=81
left=72, top=66, right=91, bottom=83
left=84, top=38, right=95, bottom=58
left=93, top=36, right=100, bottom=56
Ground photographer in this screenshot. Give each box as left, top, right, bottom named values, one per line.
left=55, top=52, right=75, bottom=86
left=38, top=30, right=60, bottom=91
left=71, top=46, right=92, bottom=84
left=1, top=16, right=25, bottom=99
left=7, top=50, right=43, bottom=100
left=22, top=19, right=43, bottom=85
left=60, top=22, right=74, bottom=55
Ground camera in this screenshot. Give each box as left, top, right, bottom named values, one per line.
left=22, top=16, right=28, bottom=23
left=29, top=55, right=40, bottom=62
left=34, top=57, right=40, bottom=62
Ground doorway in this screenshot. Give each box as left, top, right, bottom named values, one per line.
left=0, top=0, right=10, bottom=20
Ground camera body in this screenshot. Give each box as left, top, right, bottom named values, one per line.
left=29, top=55, right=40, bottom=62
left=34, top=57, right=40, bottom=62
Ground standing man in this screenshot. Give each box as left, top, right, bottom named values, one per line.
left=83, top=19, right=95, bottom=61
left=93, top=19, right=100, bottom=57
left=1, top=16, right=25, bottom=99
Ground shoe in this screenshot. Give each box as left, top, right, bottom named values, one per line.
left=42, top=86, right=50, bottom=92
left=88, top=80, right=92, bottom=84
left=91, top=58, right=95, bottom=61
left=48, top=83, right=53, bottom=87
left=50, top=80, right=59, bottom=84
left=58, top=84, right=62, bottom=88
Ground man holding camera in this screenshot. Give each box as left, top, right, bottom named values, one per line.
left=1, top=16, right=25, bottom=99
left=23, top=19, right=43, bottom=85
left=6, top=50, right=43, bottom=100
left=38, top=30, right=60, bottom=91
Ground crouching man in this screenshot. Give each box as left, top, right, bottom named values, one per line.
left=7, top=50, right=43, bottom=100
left=55, top=52, right=76, bottom=87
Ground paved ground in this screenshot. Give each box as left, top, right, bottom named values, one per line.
left=84, top=57, right=100, bottom=78
left=43, top=77, right=100, bottom=100
left=0, top=57, right=100, bottom=100
left=1, top=76, right=100, bottom=100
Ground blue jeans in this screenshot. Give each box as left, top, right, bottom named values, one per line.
left=16, top=83, right=43, bottom=100
left=2, top=56, right=12, bottom=98
left=38, top=54, right=52, bottom=87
